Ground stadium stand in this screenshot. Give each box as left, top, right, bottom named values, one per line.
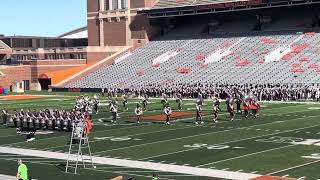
left=62, top=30, right=320, bottom=89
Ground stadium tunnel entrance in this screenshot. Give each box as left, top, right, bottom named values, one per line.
left=38, top=74, right=51, bottom=90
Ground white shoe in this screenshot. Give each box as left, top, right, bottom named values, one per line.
left=201, top=121, right=204, bottom=125
left=27, top=138, right=35, bottom=142
left=137, top=121, right=140, bottom=124
left=195, top=122, right=199, bottom=125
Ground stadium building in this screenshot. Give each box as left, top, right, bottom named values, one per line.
left=2, top=0, right=320, bottom=91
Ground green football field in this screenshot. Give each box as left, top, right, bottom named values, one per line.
left=1, top=94, right=320, bottom=180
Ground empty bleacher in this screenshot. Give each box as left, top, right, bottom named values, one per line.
left=63, top=30, right=320, bottom=89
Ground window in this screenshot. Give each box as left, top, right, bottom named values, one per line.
left=113, top=0, right=118, bottom=10
left=121, top=0, right=126, bottom=9
left=105, top=0, right=109, bottom=10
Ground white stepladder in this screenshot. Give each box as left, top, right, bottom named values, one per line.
left=65, top=119, right=94, bottom=174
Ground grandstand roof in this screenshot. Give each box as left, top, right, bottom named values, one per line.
left=152, top=0, right=254, bottom=9
left=141, top=0, right=320, bottom=18
left=58, top=26, right=87, bottom=39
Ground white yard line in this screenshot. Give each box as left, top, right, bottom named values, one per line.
left=93, top=115, right=320, bottom=155
left=0, top=147, right=261, bottom=180
left=197, top=144, right=297, bottom=167
left=43, top=125, right=193, bottom=151
left=268, top=159, right=320, bottom=175
left=0, top=174, right=17, bottom=180
left=141, top=123, right=319, bottom=163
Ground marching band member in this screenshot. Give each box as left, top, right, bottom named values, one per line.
left=161, top=93, right=168, bottom=109
left=175, top=92, right=183, bottom=111
left=93, top=94, right=100, bottom=114
left=250, top=99, right=260, bottom=118
left=135, top=104, right=143, bottom=124
left=235, top=95, right=243, bottom=113
left=13, top=110, right=19, bottom=129
left=122, top=93, right=129, bottom=111
left=212, top=97, right=220, bottom=123
left=2, top=108, right=8, bottom=126
left=19, top=109, right=26, bottom=129
left=226, top=97, right=235, bottom=121
left=110, top=103, right=118, bottom=124
left=195, top=104, right=204, bottom=125
left=242, top=99, right=250, bottom=118
left=26, top=109, right=32, bottom=129
left=142, top=94, right=148, bottom=111
left=164, top=104, right=172, bottom=125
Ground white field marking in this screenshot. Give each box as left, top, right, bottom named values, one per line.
left=43, top=125, right=193, bottom=151
left=140, top=123, right=316, bottom=162
left=0, top=147, right=261, bottom=180
left=197, top=144, right=297, bottom=167
left=282, top=174, right=290, bottom=177
left=1, top=122, right=155, bottom=146
left=0, top=174, right=18, bottom=180
left=237, top=170, right=243, bottom=172
left=268, top=159, right=320, bottom=175
left=198, top=122, right=320, bottom=167
left=222, top=168, right=229, bottom=170
left=298, top=176, right=306, bottom=179
left=93, top=115, right=320, bottom=155
left=160, top=174, right=198, bottom=177
left=5, top=157, right=171, bottom=180
left=250, top=171, right=258, bottom=173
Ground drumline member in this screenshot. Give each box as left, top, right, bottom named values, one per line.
left=164, top=104, right=172, bottom=125
left=212, top=97, right=220, bottom=123
left=135, top=104, right=143, bottom=124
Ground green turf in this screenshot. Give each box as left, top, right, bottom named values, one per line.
left=1, top=94, right=320, bottom=179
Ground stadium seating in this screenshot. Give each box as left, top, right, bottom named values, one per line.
left=62, top=31, right=320, bottom=89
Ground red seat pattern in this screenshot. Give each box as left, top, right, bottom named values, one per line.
left=260, top=37, right=277, bottom=44
left=137, top=69, right=145, bottom=76
left=290, top=68, right=305, bottom=72
left=308, top=64, right=318, bottom=68
left=252, top=49, right=258, bottom=54
left=200, top=64, right=208, bottom=69
left=237, top=59, right=250, bottom=66
left=196, top=54, right=207, bottom=60
left=282, top=52, right=296, bottom=60
left=292, top=63, right=301, bottom=67
left=152, top=63, right=160, bottom=68
left=291, top=43, right=308, bottom=53
left=299, top=56, right=309, bottom=62
left=304, top=32, right=316, bottom=36
left=260, top=50, right=269, bottom=55
left=176, top=68, right=192, bottom=73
